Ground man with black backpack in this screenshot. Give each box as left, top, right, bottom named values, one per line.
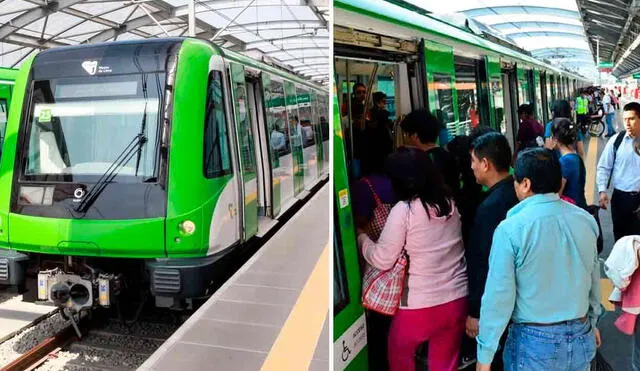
left=596, top=102, right=640, bottom=242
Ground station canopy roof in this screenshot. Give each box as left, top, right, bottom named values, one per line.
left=403, top=0, right=598, bottom=80
left=0, top=0, right=329, bottom=84
left=575, top=0, right=640, bottom=78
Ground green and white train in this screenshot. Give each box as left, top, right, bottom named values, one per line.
left=0, top=37, right=328, bottom=313
left=332, top=0, right=591, bottom=369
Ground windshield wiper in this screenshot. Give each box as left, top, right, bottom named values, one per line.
left=134, top=70, right=149, bottom=177
left=75, top=133, right=147, bottom=214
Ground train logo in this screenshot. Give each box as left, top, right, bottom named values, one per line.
left=81, top=61, right=98, bottom=75
left=73, top=188, right=85, bottom=199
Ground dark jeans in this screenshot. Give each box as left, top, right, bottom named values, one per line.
left=366, top=309, right=392, bottom=371
left=611, top=189, right=640, bottom=242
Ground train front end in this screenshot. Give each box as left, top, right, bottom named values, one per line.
left=0, top=39, right=185, bottom=314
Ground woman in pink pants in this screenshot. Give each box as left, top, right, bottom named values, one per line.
left=358, top=147, right=468, bottom=371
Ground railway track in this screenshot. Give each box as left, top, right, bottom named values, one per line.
left=0, top=309, right=184, bottom=371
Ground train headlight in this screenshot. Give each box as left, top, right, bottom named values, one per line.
left=180, top=220, right=196, bottom=235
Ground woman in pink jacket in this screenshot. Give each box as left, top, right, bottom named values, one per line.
left=358, top=147, right=468, bottom=371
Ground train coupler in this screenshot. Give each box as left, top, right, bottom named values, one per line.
left=37, top=268, right=122, bottom=311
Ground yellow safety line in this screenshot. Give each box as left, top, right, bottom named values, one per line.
left=585, top=137, right=598, bottom=204
left=600, top=278, right=615, bottom=311
left=245, top=191, right=258, bottom=204
left=261, top=244, right=329, bottom=370
left=585, top=137, right=617, bottom=311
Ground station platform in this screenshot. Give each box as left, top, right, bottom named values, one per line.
left=139, top=184, right=329, bottom=371
left=586, top=97, right=636, bottom=370
left=0, top=290, right=53, bottom=342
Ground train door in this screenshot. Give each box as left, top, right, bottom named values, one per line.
left=246, top=74, right=280, bottom=235
left=283, top=80, right=304, bottom=197
left=311, top=90, right=324, bottom=176
left=228, top=62, right=258, bottom=240
left=204, top=58, right=241, bottom=253
left=333, top=84, right=368, bottom=371
left=320, top=93, right=330, bottom=177
left=424, top=40, right=458, bottom=145
left=296, top=84, right=318, bottom=191
left=261, top=73, right=294, bottom=217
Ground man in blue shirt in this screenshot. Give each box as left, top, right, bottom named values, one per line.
left=596, top=101, right=640, bottom=242
left=476, top=148, right=601, bottom=371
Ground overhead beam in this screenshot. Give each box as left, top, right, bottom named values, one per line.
left=464, top=6, right=579, bottom=19
left=305, top=0, right=327, bottom=28
left=576, top=0, right=599, bottom=63
left=0, top=0, right=85, bottom=40
left=84, top=10, right=172, bottom=44
left=244, top=35, right=327, bottom=50
left=508, top=31, right=586, bottom=39
left=611, top=0, right=640, bottom=62
left=265, top=46, right=327, bottom=55
left=4, top=33, right=69, bottom=49
left=492, top=21, right=584, bottom=33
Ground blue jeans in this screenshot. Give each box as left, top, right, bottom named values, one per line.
left=606, top=113, right=615, bottom=135
left=503, top=320, right=596, bottom=371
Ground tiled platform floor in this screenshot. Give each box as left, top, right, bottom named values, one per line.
left=140, top=184, right=329, bottom=371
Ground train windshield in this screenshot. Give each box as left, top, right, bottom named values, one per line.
left=21, top=73, right=163, bottom=183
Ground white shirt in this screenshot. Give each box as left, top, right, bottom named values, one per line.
left=603, top=94, right=614, bottom=114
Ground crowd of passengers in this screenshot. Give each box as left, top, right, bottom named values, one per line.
left=349, top=87, right=640, bottom=370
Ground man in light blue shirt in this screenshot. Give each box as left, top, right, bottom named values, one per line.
left=596, top=101, right=640, bottom=242
left=476, top=148, right=601, bottom=371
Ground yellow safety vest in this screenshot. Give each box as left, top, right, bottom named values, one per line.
left=576, top=96, right=588, bottom=114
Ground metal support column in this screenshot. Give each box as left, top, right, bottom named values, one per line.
left=188, top=0, right=195, bottom=37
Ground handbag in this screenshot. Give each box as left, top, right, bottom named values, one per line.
left=361, top=249, right=408, bottom=315
left=362, top=178, right=393, bottom=240
left=360, top=178, right=408, bottom=315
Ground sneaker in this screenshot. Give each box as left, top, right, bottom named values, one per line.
left=458, top=356, right=476, bottom=370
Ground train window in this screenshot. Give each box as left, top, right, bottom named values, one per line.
left=229, top=63, right=256, bottom=174
left=0, top=98, right=7, bottom=148
left=535, top=75, right=543, bottom=121
left=546, top=76, right=554, bottom=117
left=518, top=73, right=531, bottom=106
left=490, top=77, right=505, bottom=135
left=333, top=204, right=349, bottom=314
left=283, top=80, right=303, bottom=154
left=454, top=56, right=482, bottom=133
left=432, top=73, right=456, bottom=138
left=296, top=85, right=315, bottom=148
left=261, top=74, right=291, bottom=162
left=203, top=71, right=232, bottom=178
left=23, top=74, right=162, bottom=182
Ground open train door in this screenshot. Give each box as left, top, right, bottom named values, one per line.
left=228, top=62, right=258, bottom=240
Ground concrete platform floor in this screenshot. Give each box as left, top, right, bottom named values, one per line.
left=589, top=103, right=634, bottom=370
left=0, top=288, right=54, bottom=342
